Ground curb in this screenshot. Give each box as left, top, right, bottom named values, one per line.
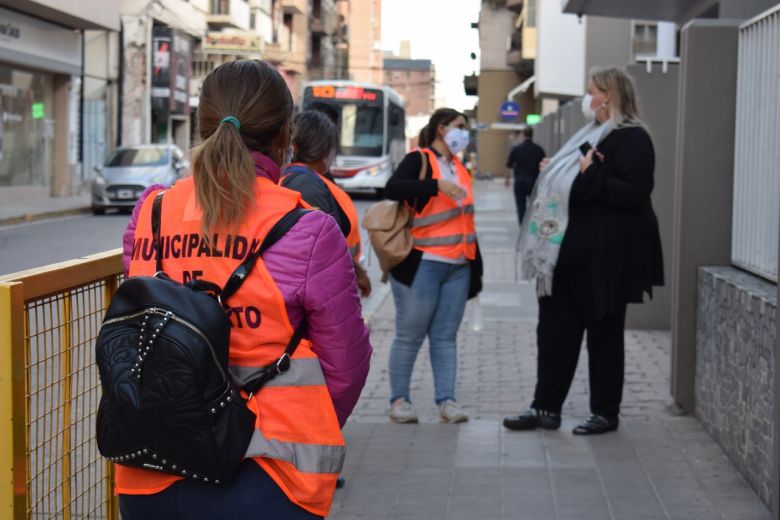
left=0, top=206, right=92, bottom=227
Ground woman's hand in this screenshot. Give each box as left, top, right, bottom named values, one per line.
left=355, top=263, right=372, bottom=298
left=579, top=149, right=594, bottom=173
left=438, top=179, right=467, bottom=200
left=539, top=158, right=551, bottom=171
left=579, top=149, right=605, bottom=173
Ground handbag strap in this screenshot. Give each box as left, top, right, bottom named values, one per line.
left=409, top=149, right=428, bottom=225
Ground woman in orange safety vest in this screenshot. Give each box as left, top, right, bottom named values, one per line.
left=118, top=60, right=371, bottom=520
left=383, top=108, right=483, bottom=425
left=280, top=109, right=371, bottom=297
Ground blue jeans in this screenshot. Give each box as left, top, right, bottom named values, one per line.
left=389, top=260, right=470, bottom=404
left=119, top=460, right=323, bottom=520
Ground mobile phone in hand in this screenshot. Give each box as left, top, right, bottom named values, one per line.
left=578, top=142, right=592, bottom=156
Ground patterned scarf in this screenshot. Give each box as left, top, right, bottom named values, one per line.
left=518, top=121, right=613, bottom=296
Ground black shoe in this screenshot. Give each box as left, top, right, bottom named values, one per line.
left=572, top=414, right=619, bottom=435
left=503, top=409, right=561, bottom=431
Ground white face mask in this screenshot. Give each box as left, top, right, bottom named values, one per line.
left=581, top=94, right=596, bottom=121
left=444, top=128, right=470, bottom=155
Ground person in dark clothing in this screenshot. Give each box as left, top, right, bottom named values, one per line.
left=383, top=108, right=483, bottom=424
left=504, top=67, right=664, bottom=435
left=281, top=110, right=371, bottom=296
left=505, top=127, right=546, bottom=225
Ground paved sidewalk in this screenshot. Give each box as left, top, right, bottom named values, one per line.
left=0, top=192, right=91, bottom=226
left=329, top=179, right=771, bottom=520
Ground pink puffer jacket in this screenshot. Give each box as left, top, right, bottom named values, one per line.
left=121, top=154, right=371, bottom=427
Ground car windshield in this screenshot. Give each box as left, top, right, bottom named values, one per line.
left=106, top=148, right=170, bottom=167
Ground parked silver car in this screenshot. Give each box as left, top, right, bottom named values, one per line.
left=91, top=145, right=187, bottom=214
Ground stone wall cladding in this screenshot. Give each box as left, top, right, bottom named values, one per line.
left=696, top=266, right=777, bottom=506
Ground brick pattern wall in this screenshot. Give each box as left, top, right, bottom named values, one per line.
left=696, top=266, right=777, bottom=505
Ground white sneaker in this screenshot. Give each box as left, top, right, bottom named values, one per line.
left=439, top=400, right=469, bottom=423
left=389, top=398, right=418, bottom=423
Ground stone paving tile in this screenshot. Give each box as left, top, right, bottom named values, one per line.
left=327, top=180, right=771, bottom=520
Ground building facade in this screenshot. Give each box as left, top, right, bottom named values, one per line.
left=346, top=0, right=382, bottom=84
left=383, top=57, right=434, bottom=148
left=0, top=1, right=120, bottom=201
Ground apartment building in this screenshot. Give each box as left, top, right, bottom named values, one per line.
left=383, top=56, right=434, bottom=148
left=345, top=0, right=382, bottom=84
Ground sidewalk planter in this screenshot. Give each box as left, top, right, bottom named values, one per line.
left=696, top=266, right=777, bottom=506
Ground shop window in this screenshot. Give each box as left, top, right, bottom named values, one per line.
left=0, top=65, right=55, bottom=188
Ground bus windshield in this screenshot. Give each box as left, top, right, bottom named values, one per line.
left=338, top=104, right=384, bottom=157
left=301, top=85, right=386, bottom=157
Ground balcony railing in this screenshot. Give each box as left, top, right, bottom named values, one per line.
left=207, top=0, right=251, bottom=30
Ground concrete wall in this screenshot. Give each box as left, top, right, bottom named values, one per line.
left=536, top=0, right=585, bottom=97
left=696, top=266, right=777, bottom=506
left=720, top=0, right=780, bottom=19
left=585, top=16, right=632, bottom=83
left=670, top=20, right=741, bottom=412
left=4, top=0, right=120, bottom=30
left=476, top=70, right=522, bottom=177
left=479, top=3, right=514, bottom=71
left=624, top=62, right=677, bottom=330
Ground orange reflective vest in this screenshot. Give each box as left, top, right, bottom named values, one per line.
left=122, top=176, right=345, bottom=517
left=321, top=175, right=362, bottom=263
left=411, top=148, right=477, bottom=261
left=282, top=164, right=362, bottom=263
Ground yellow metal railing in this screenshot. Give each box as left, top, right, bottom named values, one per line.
left=0, top=249, right=123, bottom=520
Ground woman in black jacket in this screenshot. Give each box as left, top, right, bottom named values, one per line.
left=504, top=67, right=663, bottom=435
left=383, top=108, right=483, bottom=424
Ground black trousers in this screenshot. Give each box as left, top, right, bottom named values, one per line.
left=513, top=176, right=535, bottom=225
left=530, top=286, right=627, bottom=418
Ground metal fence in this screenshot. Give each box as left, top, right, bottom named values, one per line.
left=732, top=4, right=780, bottom=282
left=0, top=250, right=122, bottom=519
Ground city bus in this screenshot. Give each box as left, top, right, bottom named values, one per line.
left=300, top=80, right=406, bottom=196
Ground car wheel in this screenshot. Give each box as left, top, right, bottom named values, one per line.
left=92, top=206, right=106, bottom=215
left=375, top=188, right=385, bottom=200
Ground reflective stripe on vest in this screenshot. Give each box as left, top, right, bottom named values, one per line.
left=414, top=233, right=477, bottom=247
left=412, top=204, right=475, bottom=228
left=245, top=430, right=346, bottom=474
left=230, top=357, right=326, bottom=388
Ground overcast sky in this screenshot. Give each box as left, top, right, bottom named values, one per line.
left=381, top=0, right=481, bottom=112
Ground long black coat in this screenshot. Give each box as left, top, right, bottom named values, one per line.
left=554, top=125, right=664, bottom=319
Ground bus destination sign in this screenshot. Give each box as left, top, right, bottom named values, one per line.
left=310, top=85, right=379, bottom=102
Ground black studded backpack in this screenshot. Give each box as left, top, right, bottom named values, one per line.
left=95, top=192, right=308, bottom=484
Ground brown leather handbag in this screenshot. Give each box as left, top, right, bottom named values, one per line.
left=362, top=151, right=427, bottom=274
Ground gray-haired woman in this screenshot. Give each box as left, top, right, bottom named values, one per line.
left=504, top=67, right=664, bottom=435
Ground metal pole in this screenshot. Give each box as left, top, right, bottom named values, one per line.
left=0, top=282, right=28, bottom=519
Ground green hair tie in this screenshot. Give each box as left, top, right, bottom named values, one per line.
left=220, top=115, right=241, bottom=130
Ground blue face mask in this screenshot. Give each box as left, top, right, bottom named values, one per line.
left=445, top=128, right=470, bottom=155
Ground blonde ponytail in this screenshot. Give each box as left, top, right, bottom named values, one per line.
left=190, top=60, right=294, bottom=238
left=191, top=122, right=256, bottom=237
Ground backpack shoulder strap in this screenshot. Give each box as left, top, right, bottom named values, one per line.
left=151, top=191, right=165, bottom=274
left=220, top=207, right=311, bottom=302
